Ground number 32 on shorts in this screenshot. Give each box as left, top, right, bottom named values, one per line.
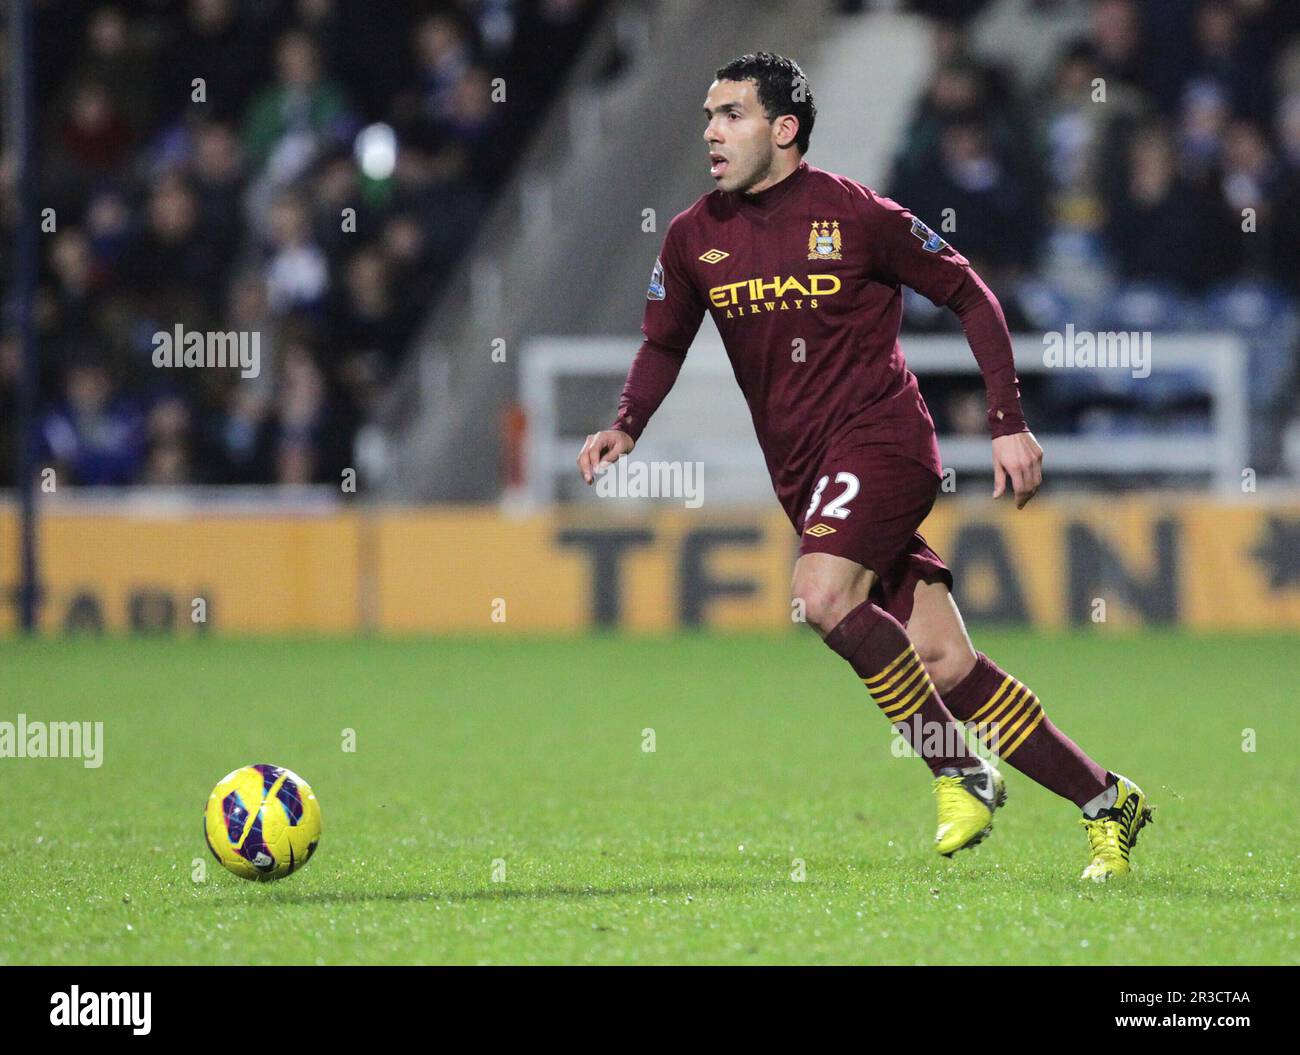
left=805, top=471, right=860, bottom=523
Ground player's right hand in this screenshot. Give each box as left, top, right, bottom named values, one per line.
left=577, top=429, right=635, bottom=484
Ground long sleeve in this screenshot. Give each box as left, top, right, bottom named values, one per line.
left=856, top=185, right=1027, bottom=438
left=609, top=338, right=688, bottom=441
left=945, top=269, right=1028, bottom=438
left=609, top=213, right=705, bottom=440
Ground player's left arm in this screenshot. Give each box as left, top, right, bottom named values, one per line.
left=946, top=269, right=1043, bottom=509
left=860, top=188, right=1042, bottom=508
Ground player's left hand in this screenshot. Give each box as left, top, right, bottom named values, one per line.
left=991, top=432, right=1043, bottom=509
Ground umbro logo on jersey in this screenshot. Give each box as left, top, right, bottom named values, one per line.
left=699, top=248, right=730, bottom=264
left=805, top=523, right=836, bottom=537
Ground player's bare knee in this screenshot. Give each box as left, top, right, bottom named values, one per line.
left=916, top=640, right=977, bottom=695
left=794, top=577, right=875, bottom=635
left=793, top=583, right=852, bottom=634
left=793, top=559, right=875, bottom=634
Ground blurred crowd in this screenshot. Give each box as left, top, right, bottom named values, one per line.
left=891, top=0, right=1300, bottom=472
left=0, top=0, right=598, bottom=487
left=4, top=0, right=1299, bottom=489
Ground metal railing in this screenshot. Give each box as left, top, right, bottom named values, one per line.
left=519, top=332, right=1250, bottom=503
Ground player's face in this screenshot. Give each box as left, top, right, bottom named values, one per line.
left=702, top=79, right=777, bottom=193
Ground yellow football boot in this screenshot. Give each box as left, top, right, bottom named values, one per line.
left=933, top=758, right=1006, bottom=857
left=1080, top=775, right=1154, bottom=882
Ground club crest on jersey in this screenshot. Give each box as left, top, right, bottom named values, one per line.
left=646, top=257, right=666, bottom=300
left=806, top=219, right=842, bottom=260
left=910, top=217, right=947, bottom=253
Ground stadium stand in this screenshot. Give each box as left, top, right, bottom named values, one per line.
left=887, top=0, right=1300, bottom=475
left=0, top=0, right=601, bottom=489
left=2, top=0, right=1298, bottom=493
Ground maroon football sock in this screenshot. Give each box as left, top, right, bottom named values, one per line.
left=942, top=652, right=1111, bottom=808
left=824, top=601, right=975, bottom=774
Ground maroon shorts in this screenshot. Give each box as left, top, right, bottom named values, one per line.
left=794, top=444, right=951, bottom=625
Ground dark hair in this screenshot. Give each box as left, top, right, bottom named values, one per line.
left=715, top=52, right=816, bottom=154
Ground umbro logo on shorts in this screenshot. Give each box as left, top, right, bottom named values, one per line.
left=805, top=523, right=836, bottom=537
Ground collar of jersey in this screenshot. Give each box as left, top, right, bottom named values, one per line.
left=735, top=160, right=809, bottom=214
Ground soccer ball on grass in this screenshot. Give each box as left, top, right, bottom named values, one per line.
left=203, top=764, right=321, bottom=881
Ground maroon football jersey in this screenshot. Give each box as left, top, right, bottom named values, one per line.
left=614, top=160, right=1024, bottom=522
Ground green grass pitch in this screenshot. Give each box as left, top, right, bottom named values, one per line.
left=1, top=631, right=1295, bottom=965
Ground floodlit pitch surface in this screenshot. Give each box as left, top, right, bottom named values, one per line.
left=0, top=632, right=1295, bottom=965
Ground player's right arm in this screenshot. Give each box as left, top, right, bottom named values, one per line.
left=578, top=214, right=706, bottom=485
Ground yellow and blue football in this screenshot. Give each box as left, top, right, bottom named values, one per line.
left=203, top=764, right=321, bottom=881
